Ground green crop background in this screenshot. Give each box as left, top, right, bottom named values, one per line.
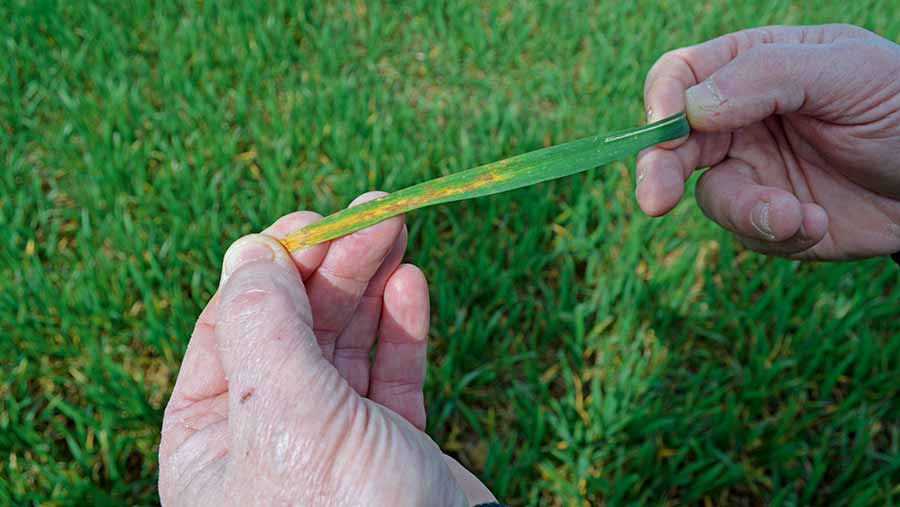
left=2, top=1, right=899, bottom=505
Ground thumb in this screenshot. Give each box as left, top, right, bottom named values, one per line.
left=216, top=234, right=347, bottom=459
left=685, top=43, right=856, bottom=131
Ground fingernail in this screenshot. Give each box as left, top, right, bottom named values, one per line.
left=220, top=235, right=278, bottom=288
left=750, top=202, right=775, bottom=240
left=686, top=78, right=727, bottom=114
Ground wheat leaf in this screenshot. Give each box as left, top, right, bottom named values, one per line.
left=280, top=112, right=689, bottom=251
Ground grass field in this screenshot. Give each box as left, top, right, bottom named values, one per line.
left=3, top=1, right=900, bottom=505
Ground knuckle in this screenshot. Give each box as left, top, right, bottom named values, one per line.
left=657, top=48, right=687, bottom=65
left=723, top=29, right=762, bottom=58
left=799, top=25, right=827, bottom=44
left=224, top=265, right=281, bottom=298
left=647, top=48, right=695, bottom=87
left=221, top=266, right=308, bottom=321
left=371, top=377, right=423, bottom=399
left=829, top=23, right=870, bottom=38
left=746, top=26, right=776, bottom=45
left=665, top=47, right=696, bottom=73
left=729, top=45, right=798, bottom=88
left=737, top=45, right=777, bottom=67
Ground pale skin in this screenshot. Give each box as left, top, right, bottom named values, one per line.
left=160, top=24, right=900, bottom=507
left=637, top=24, right=900, bottom=259
left=159, top=192, right=496, bottom=506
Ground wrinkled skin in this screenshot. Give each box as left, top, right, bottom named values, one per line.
left=159, top=192, right=495, bottom=506
left=638, top=24, right=900, bottom=260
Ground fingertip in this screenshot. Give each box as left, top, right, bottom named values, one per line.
left=264, top=210, right=324, bottom=236
left=264, top=211, right=330, bottom=280
left=344, top=190, right=405, bottom=249
left=656, top=134, right=690, bottom=150
left=644, top=51, right=693, bottom=150
left=645, top=86, right=690, bottom=150
left=799, top=202, right=828, bottom=242
left=757, top=190, right=803, bottom=242
left=645, top=70, right=688, bottom=122
left=734, top=202, right=829, bottom=259
left=383, top=263, right=430, bottom=341
left=637, top=189, right=679, bottom=217
left=386, top=262, right=428, bottom=294
left=220, top=234, right=296, bottom=290
left=349, top=190, right=390, bottom=207
left=636, top=148, right=685, bottom=217
left=313, top=191, right=405, bottom=284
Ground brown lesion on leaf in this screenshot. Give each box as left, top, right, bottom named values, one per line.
left=375, top=168, right=506, bottom=212
left=281, top=165, right=512, bottom=251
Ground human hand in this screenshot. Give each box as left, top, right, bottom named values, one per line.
left=637, top=24, right=900, bottom=260
left=159, top=192, right=495, bottom=506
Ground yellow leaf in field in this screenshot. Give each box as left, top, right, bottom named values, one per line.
left=658, top=447, right=676, bottom=458
left=235, top=149, right=257, bottom=162
left=551, top=223, right=571, bottom=238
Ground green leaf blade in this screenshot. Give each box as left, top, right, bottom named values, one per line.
left=281, top=112, right=689, bottom=251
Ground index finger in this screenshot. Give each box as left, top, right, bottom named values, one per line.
left=643, top=24, right=866, bottom=135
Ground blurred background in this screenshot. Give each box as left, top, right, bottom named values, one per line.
left=2, top=1, right=899, bottom=505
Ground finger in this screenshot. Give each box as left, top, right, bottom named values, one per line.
left=215, top=234, right=351, bottom=456
left=644, top=26, right=805, bottom=143
left=735, top=203, right=830, bottom=258
left=333, top=225, right=408, bottom=395
left=263, top=210, right=330, bottom=280
left=304, top=191, right=405, bottom=361
left=696, top=158, right=805, bottom=242
left=635, top=147, right=685, bottom=216
left=635, top=131, right=731, bottom=216
left=644, top=25, right=871, bottom=136
left=643, top=49, right=695, bottom=149
left=645, top=25, right=871, bottom=133
left=369, top=264, right=429, bottom=430
left=167, top=210, right=330, bottom=419
left=685, top=37, right=889, bottom=131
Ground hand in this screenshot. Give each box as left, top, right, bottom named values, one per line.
left=637, top=24, right=900, bottom=260
left=159, top=192, right=495, bottom=506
